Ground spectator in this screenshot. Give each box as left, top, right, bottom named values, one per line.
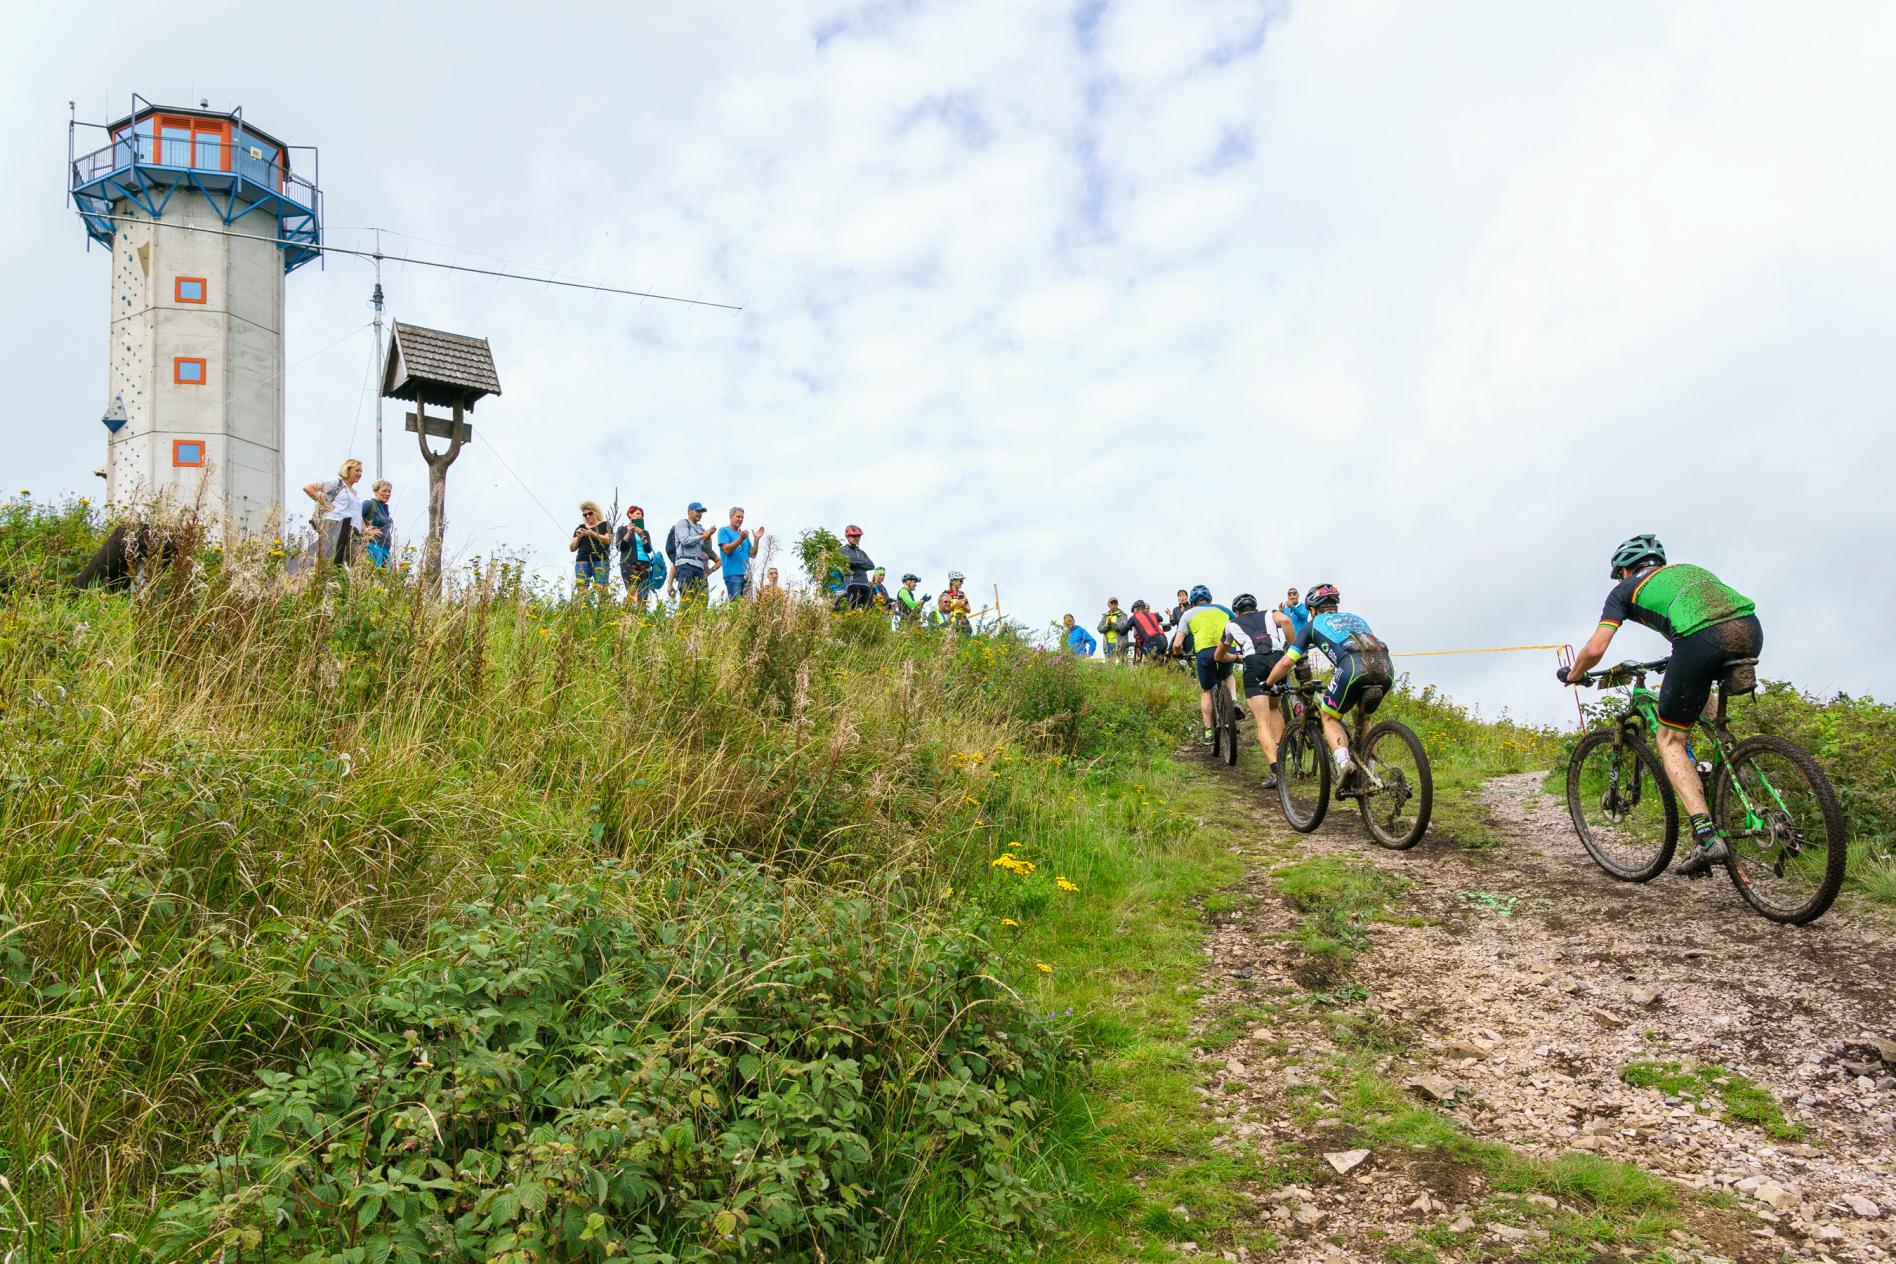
left=667, top=501, right=717, bottom=600
left=716, top=506, right=765, bottom=601
left=616, top=505, right=663, bottom=604
left=763, top=566, right=781, bottom=590
left=361, top=479, right=394, bottom=568
left=840, top=525, right=875, bottom=608
left=1166, top=588, right=1190, bottom=630
left=569, top=501, right=612, bottom=589
left=1062, top=614, right=1097, bottom=658
left=1097, top=597, right=1131, bottom=663
left=938, top=570, right=973, bottom=632
left=302, top=458, right=365, bottom=569
left=870, top=566, right=891, bottom=608
left=895, top=572, right=929, bottom=623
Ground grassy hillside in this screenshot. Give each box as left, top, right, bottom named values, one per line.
left=0, top=502, right=1213, bottom=1261
left=3, top=499, right=1890, bottom=1261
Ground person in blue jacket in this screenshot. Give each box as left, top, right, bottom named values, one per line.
left=1061, top=613, right=1098, bottom=658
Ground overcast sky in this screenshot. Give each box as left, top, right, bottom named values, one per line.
left=7, top=1, right=1892, bottom=723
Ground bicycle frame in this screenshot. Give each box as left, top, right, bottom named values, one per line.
left=1591, top=662, right=1796, bottom=832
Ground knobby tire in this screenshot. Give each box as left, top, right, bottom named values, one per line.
left=1358, top=719, right=1432, bottom=850
left=1715, top=734, right=1847, bottom=925
left=1566, top=728, right=1677, bottom=882
left=1278, top=713, right=1330, bottom=832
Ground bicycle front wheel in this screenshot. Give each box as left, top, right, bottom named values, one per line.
left=1278, top=717, right=1330, bottom=832
left=1566, top=728, right=1677, bottom=881
left=1715, top=735, right=1847, bottom=925
left=1211, top=685, right=1228, bottom=761
left=1359, top=720, right=1433, bottom=850
left=1222, top=688, right=1241, bottom=767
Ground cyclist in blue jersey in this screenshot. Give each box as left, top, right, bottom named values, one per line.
left=1263, top=583, right=1394, bottom=780
left=1169, top=585, right=1238, bottom=745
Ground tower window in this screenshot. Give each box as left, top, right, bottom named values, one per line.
left=173, top=357, right=207, bottom=385
left=175, top=277, right=207, bottom=304
left=173, top=440, right=206, bottom=467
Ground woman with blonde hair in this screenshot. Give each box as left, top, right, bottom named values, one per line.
left=569, top=500, right=613, bottom=589
left=361, top=479, right=395, bottom=568
left=303, top=458, right=366, bottom=568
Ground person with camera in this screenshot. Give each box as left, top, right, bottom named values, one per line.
left=569, top=501, right=613, bottom=589
left=616, top=506, right=663, bottom=605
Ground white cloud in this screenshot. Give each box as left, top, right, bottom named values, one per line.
left=5, top=0, right=1893, bottom=720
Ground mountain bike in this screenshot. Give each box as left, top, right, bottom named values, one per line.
left=1276, top=678, right=1432, bottom=849
left=1210, top=668, right=1241, bottom=766
left=1564, top=656, right=1846, bottom=924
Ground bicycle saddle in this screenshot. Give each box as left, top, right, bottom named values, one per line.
left=1720, top=657, right=1759, bottom=695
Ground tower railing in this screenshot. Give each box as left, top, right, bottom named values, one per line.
left=69, top=132, right=323, bottom=272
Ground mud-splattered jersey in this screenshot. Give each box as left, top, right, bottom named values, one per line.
left=1285, top=610, right=1387, bottom=668
left=1599, top=564, right=1754, bottom=642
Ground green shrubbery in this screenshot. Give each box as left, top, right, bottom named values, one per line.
left=156, top=859, right=1067, bottom=1262
left=0, top=506, right=1152, bottom=1261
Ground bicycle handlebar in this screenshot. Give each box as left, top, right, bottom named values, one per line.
left=1572, top=656, right=1671, bottom=687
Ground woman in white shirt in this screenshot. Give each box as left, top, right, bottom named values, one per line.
left=303, top=458, right=366, bottom=568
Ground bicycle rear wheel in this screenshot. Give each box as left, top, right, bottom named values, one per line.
left=1715, top=735, right=1847, bottom=925
left=1277, top=716, right=1330, bottom=832
left=1359, top=720, right=1433, bottom=850
left=1566, top=728, right=1677, bottom=881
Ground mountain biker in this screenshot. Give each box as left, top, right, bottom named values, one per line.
left=1129, top=600, right=1167, bottom=662
left=1169, top=585, right=1237, bottom=745
left=1557, top=534, right=1763, bottom=877
left=840, top=526, right=875, bottom=608
left=1097, top=598, right=1131, bottom=663
left=937, top=571, right=974, bottom=633
left=1214, top=592, right=1295, bottom=788
left=1263, top=583, right=1393, bottom=781
left=895, top=572, right=929, bottom=623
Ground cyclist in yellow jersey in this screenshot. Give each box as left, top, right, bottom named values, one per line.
left=1168, top=585, right=1238, bottom=744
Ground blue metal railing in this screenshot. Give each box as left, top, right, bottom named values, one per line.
left=70, top=134, right=319, bottom=212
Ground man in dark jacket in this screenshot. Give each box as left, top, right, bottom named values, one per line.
left=840, top=525, right=875, bottom=608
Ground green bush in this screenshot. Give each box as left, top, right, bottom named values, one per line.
left=155, top=859, right=1067, bottom=1263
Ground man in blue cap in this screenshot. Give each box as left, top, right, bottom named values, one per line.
left=667, top=501, right=717, bottom=600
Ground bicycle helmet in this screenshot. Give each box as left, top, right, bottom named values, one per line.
left=1231, top=593, right=1258, bottom=613
left=947, top=570, right=965, bottom=582
left=1609, top=533, right=1665, bottom=578
left=1306, top=583, right=1341, bottom=610
left=1131, top=599, right=1147, bottom=612
left=1189, top=584, right=1212, bottom=605
left=901, top=572, right=920, bottom=582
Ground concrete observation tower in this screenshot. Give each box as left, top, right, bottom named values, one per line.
left=69, top=96, right=322, bottom=535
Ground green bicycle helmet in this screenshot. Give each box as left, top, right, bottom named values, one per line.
left=1609, top=534, right=1665, bottom=578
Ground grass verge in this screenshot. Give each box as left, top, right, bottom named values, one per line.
left=1620, top=1060, right=1804, bottom=1141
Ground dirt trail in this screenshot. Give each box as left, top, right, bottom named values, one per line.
left=1179, top=748, right=1896, bottom=1264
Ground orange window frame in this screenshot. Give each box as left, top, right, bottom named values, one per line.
left=174, top=276, right=207, bottom=304
left=157, top=114, right=231, bottom=172
left=173, top=439, right=206, bottom=467
left=173, top=357, right=207, bottom=385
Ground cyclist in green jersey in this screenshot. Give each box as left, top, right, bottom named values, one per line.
left=1169, top=585, right=1237, bottom=744
left=1559, top=534, right=1764, bottom=877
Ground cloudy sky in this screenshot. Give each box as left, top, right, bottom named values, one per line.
left=7, top=1, right=1892, bottom=722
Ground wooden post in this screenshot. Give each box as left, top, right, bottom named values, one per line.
left=416, top=399, right=468, bottom=595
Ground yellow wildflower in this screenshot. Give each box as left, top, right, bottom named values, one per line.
left=1001, top=918, right=1019, bottom=928
left=1056, top=877, right=1079, bottom=893
left=1035, top=962, right=1053, bottom=974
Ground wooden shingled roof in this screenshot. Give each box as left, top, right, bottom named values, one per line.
left=382, top=322, right=502, bottom=410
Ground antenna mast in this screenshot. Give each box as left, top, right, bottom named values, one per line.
left=371, top=228, right=385, bottom=480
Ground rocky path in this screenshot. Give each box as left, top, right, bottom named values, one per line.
left=1177, top=751, right=1896, bottom=1264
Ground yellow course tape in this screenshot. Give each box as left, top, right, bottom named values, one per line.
left=1393, top=643, right=1567, bottom=658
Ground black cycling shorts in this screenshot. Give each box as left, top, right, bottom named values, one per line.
left=1658, top=615, right=1763, bottom=730
left=1194, top=647, right=1233, bottom=691
left=1243, top=650, right=1284, bottom=699
left=1322, top=651, right=1393, bottom=719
